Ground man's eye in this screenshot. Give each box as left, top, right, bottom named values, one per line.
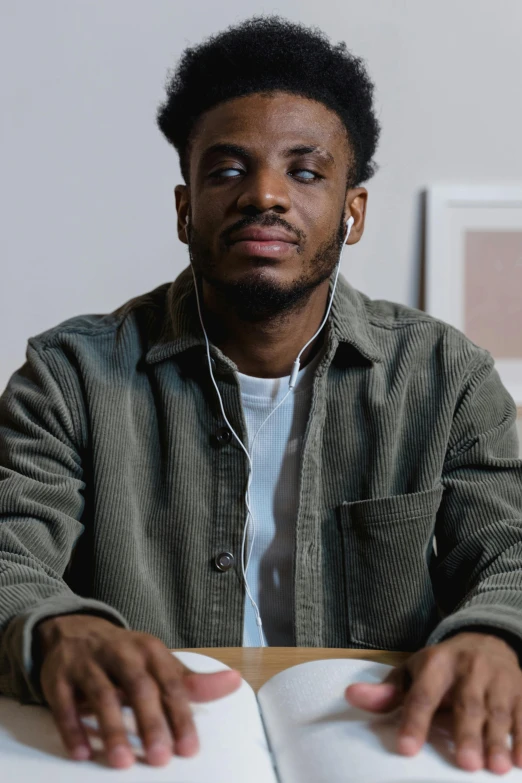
left=210, top=168, right=243, bottom=178
left=209, top=167, right=321, bottom=181
left=293, top=169, right=320, bottom=181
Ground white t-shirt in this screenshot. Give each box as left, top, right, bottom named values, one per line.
left=237, top=349, right=323, bottom=646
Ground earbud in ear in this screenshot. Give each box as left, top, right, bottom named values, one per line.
left=185, top=212, right=190, bottom=226
left=346, top=216, right=354, bottom=231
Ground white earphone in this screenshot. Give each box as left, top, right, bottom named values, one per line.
left=187, top=211, right=354, bottom=645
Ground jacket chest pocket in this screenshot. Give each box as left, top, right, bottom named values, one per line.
left=337, top=486, right=444, bottom=651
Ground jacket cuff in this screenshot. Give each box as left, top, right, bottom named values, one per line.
left=426, top=604, right=522, bottom=665
left=1, top=596, right=130, bottom=704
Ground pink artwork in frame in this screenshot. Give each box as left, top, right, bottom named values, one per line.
left=426, top=186, right=522, bottom=412
left=464, top=231, right=522, bottom=359
left=426, top=186, right=522, bottom=455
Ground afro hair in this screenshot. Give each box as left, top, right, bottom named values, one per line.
left=157, top=15, right=380, bottom=188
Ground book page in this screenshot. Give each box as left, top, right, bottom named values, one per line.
left=258, top=657, right=522, bottom=783
left=0, top=651, right=277, bottom=783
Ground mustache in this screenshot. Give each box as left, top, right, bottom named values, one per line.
left=222, top=215, right=304, bottom=246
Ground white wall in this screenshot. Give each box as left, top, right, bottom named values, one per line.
left=1, top=0, right=522, bottom=399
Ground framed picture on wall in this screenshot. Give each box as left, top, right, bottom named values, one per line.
left=426, top=185, right=522, bottom=410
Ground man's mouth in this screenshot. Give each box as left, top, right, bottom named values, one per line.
left=229, top=239, right=297, bottom=257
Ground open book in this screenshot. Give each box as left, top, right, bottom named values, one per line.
left=1, top=650, right=521, bottom=782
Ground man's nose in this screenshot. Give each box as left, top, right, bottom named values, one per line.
left=235, top=166, right=292, bottom=215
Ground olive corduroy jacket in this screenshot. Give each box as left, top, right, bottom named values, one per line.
left=1, top=267, right=522, bottom=703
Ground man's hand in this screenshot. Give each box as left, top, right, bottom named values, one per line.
left=345, top=632, right=522, bottom=775
left=35, top=614, right=241, bottom=769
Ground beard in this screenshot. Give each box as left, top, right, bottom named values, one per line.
left=187, top=214, right=347, bottom=323
left=189, top=215, right=346, bottom=323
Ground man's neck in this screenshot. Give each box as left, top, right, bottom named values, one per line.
left=200, top=279, right=331, bottom=378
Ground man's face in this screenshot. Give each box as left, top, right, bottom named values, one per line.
left=175, top=91, right=367, bottom=321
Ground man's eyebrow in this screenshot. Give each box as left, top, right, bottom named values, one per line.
left=287, top=145, right=335, bottom=164
left=200, top=142, right=335, bottom=165
left=201, top=143, right=251, bottom=162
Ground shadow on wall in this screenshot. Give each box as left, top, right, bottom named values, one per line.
left=415, top=190, right=427, bottom=312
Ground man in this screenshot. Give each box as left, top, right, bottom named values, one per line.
left=1, top=13, right=522, bottom=775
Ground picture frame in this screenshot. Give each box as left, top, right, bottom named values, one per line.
left=426, top=185, right=522, bottom=408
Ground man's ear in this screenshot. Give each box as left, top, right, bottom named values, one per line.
left=344, top=188, right=368, bottom=245
left=175, top=184, right=190, bottom=245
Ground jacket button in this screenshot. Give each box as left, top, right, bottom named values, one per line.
left=215, top=426, right=232, bottom=446
left=214, top=551, right=235, bottom=572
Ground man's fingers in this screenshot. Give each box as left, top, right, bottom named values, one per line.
left=163, top=683, right=199, bottom=757
left=103, top=649, right=178, bottom=767
left=483, top=682, right=514, bottom=775
left=79, top=667, right=136, bottom=769
left=44, top=677, right=91, bottom=761
left=344, top=682, right=401, bottom=712
left=122, top=672, right=175, bottom=766
left=512, top=699, right=522, bottom=767
left=397, top=656, right=453, bottom=756
left=145, top=654, right=242, bottom=758
left=181, top=667, right=243, bottom=703
left=161, top=677, right=199, bottom=756
left=452, top=682, right=487, bottom=772
left=345, top=665, right=407, bottom=713
left=147, top=654, right=200, bottom=757
left=37, top=620, right=244, bottom=769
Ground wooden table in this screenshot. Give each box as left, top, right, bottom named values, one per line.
left=178, top=647, right=409, bottom=691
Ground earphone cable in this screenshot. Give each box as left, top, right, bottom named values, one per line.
left=187, top=215, right=353, bottom=647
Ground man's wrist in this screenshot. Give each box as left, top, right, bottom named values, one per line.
left=442, top=625, right=522, bottom=665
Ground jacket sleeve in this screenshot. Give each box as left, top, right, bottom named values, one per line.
left=426, top=349, right=522, bottom=654
left=0, top=338, right=129, bottom=704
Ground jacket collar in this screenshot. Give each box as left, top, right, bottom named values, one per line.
left=144, top=265, right=383, bottom=367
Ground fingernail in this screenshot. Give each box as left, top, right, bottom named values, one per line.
left=398, top=736, right=418, bottom=755
left=176, top=732, right=199, bottom=756
left=458, top=748, right=482, bottom=770
left=108, top=745, right=133, bottom=767
left=490, top=753, right=511, bottom=773
left=147, top=742, right=171, bottom=766
left=71, top=745, right=90, bottom=761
